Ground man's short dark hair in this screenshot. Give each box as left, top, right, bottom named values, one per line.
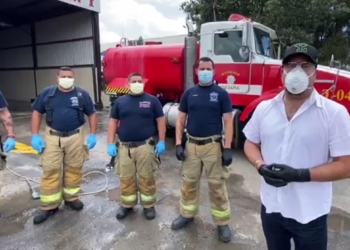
left=58, top=66, right=73, bottom=74
left=128, top=72, right=142, bottom=80
left=196, top=57, right=215, bottom=68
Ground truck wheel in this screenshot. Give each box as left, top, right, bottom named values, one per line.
left=166, top=127, right=175, bottom=138
left=232, top=110, right=243, bottom=149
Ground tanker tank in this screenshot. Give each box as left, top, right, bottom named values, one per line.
left=103, top=44, right=185, bottom=95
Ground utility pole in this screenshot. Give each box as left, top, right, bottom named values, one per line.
left=212, top=0, right=217, bottom=21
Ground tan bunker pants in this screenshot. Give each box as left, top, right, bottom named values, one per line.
left=115, top=138, right=160, bottom=208
left=180, top=135, right=231, bottom=225
left=39, top=127, right=89, bottom=210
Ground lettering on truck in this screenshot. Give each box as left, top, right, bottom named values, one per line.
left=322, top=89, right=350, bottom=101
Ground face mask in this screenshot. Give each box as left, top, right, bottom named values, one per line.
left=58, top=78, right=74, bottom=89
left=130, top=82, right=144, bottom=94
left=284, top=67, right=313, bottom=94
left=198, top=70, right=213, bottom=85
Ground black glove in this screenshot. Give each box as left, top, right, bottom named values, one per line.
left=222, top=148, right=232, bottom=166
left=262, top=163, right=311, bottom=183
left=258, top=164, right=287, bottom=187
left=175, top=145, right=185, bottom=161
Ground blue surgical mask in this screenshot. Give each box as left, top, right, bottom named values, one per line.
left=198, top=70, right=213, bottom=84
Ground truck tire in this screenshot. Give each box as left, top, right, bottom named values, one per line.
left=232, top=110, right=244, bottom=149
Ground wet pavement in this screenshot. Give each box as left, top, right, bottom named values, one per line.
left=1, top=111, right=350, bottom=249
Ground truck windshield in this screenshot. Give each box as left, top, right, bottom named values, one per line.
left=253, top=27, right=276, bottom=59
left=214, top=30, right=245, bottom=62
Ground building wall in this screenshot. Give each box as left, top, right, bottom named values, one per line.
left=0, top=11, right=97, bottom=104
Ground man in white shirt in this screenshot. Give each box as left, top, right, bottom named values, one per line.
left=243, top=43, right=350, bottom=250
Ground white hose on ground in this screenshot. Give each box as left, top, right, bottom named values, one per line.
left=5, top=165, right=109, bottom=196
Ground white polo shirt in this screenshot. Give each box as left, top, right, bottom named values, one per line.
left=243, top=89, right=350, bottom=224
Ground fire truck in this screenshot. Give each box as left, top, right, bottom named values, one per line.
left=102, top=14, right=348, bottom=148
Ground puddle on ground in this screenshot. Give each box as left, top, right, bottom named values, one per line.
left=328, top=213, right=350, bottom=232
left=0, top=191, right=39, bottom=217
left=97, top=187, right=121, bottom=202
left=0, top=212, right=29, bottom=237
left=0, top=191, right=39, bottom=237
left=227, top=174, right=244, bottom=187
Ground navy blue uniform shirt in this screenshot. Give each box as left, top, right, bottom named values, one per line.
left=32, top=86, right=96, bottom=131
left=179, top=84, right=232, bottom=137
left=0, top=91, right=8, bottom=109
left=110, top=93, right=164, bottom=142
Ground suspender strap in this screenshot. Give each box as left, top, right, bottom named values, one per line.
left=75, top=87, right=85, bottom=124
left=45, top=86, right=58, bottom=126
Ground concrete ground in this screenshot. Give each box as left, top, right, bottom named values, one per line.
left=1, top=110, right=350, bottom=250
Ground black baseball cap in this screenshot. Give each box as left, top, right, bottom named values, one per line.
left=282, top=43, right=318, bottom=65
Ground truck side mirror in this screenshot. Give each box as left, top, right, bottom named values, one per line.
left=278, top=44, right=281, bottom=60
left=239, top=46, right=250, bottom=61
left=217, top=31, right=228, bottom=38
left=242, top=23, right=249, bottom=47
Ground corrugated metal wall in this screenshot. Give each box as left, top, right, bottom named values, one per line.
left=0, top=24, right=35, bottom=101
left=0, top=11, right=96, bottom=105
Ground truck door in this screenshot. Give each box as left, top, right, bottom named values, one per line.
left=211, top=28, right=251, bottom=96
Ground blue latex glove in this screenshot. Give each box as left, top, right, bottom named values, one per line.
left=155, top=141, right=166, bottom=156
left=107, top=143, right=117, bottom=157
left=86, top=134, right=97, bottom=149
left=3, top=137, right=16, bottom=152
left=31, top=134, right=45, bottom=153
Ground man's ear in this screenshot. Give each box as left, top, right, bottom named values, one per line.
left=195, top=69, right=199, bottom=75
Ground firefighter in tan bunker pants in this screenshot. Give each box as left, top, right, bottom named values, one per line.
left=172, top=57, right=234, bottom=243
left=30, top=67, right=98, bottom=224
left=107, top=72, right=166, bottom=220
left=0, top=90, right=17, bottom=218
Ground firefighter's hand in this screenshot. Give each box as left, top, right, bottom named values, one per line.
left=175, top=145, right=185, bottom=161
left=107, top=143, right=117, bottom=157
left=262, top=164, right=311, bottom=183
left=155, top=141, right=165, bottom=156
left=3, top=137, right=15, bottom=152
left=31, top=134, right=45, bottom=153
left=258, top=164, right=287, bottom=187
left=222, top=148, right=232, bottom=166
left=86, top=134, right=97, bottom=149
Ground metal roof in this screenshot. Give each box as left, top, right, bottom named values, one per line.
left=0, top=0, right=82, bottom=30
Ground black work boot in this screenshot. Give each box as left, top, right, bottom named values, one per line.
left=143, top=207, right=156, bottom=220
left=33, top=208, right=59, bottom=225
left=116, top=206, right=133, bottom=220
left=218, top=225, right=232, bottom=243
left=171, top=215, right=194, bottom=230
left=64, top=199, right=84, bottom=211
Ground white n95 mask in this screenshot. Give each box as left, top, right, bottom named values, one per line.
left=284, top=67, right=313, bottom=94
left=130, top=82, right=144, bottom=94
left=58, top=78, right=74, bottom=89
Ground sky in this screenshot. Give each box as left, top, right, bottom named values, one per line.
left=99, top=0, right=188, bottom=44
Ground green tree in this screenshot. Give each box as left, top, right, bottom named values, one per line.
left=180, top=0, right=350, bottom=64
left=137, top=36, right=144, bottom=45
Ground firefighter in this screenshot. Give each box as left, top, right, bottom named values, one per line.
left=0, top=90, right=16, bottom=217
left=107, top=72, right=166, bottom=220
left=172, top=57, right=233, bottom=243
left=30, top=66, right=98, bottom=224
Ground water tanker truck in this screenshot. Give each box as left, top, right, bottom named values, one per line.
left=102, top=14, right=349, bottom=148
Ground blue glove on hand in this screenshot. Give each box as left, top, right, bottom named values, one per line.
left=155, top=141, right=165, bottom=156
left=3, top=137, right=16, bottom=152
left=86, top=134, right=97, bottom=149
left=31, top=134, right=45, bottom=153
left=107, top=143, right=117, bottom=157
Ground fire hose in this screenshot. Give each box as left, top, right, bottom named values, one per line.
left=4, top=162, right=109, bottom=200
